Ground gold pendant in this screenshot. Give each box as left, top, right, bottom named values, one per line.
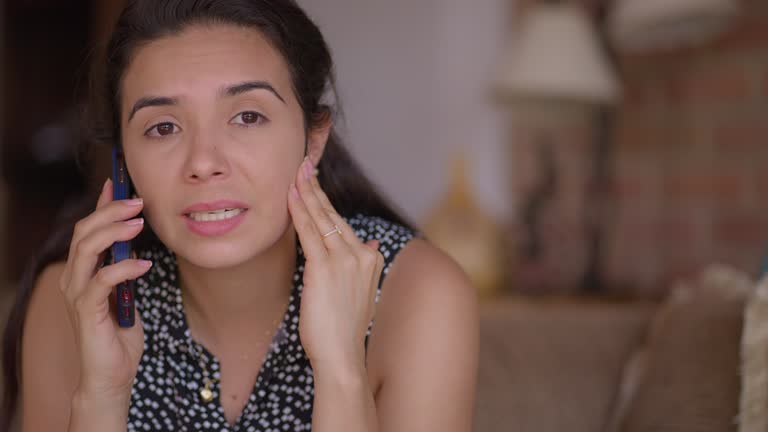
left=200, top=387, right=214, bottom=402
left=200, top=379, right=214, bottom=402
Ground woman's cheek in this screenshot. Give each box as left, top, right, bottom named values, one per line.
left=261, top=173, right=293, bottom=219
left=138, top=198, right=161, bottom=233
left=130, top=180, right=165, bottom=235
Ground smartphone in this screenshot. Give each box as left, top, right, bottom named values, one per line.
left=111, top=146, right=136, bottom=328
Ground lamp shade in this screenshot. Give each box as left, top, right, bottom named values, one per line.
left=495, top=2, right=620, bottom=106
left=609, top=0, right=740, bottom=52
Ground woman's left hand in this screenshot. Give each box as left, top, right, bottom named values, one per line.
left=287, top=157, right=384, bottom=373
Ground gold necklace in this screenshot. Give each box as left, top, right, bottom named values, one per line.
left=189, top=311, right=287, bottom=403
left=193, top=342, right=216, bottom=403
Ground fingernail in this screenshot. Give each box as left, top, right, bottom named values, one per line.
left=125, top=198, right=143, bottom=206
left=125, top=218, right=144, bottom=226
left=290, top=183, right=300, bottom=198
left=302, top=160, right=312, bottom=179
left=138, top=260, right=153, bottom=268
left=101, top=178, right=111, bottom=193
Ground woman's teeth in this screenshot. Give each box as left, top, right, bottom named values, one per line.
left=187, top=208, right=244, bottom=222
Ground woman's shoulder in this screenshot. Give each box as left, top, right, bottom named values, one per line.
left=365, top=236, right=479, bottom=393
left=345, top=212, right=474, bottom=301
left=379, top=237, right=477, bottom=306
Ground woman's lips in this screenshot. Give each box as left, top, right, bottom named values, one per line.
left=183, top=208, right=248, bottom=236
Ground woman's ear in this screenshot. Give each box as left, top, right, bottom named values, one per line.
left=305, top=110, right=332, bottom=167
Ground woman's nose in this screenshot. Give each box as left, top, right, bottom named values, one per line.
left=183, top=133, right=230, bottom=183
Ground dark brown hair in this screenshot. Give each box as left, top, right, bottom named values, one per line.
left=1, top=1, right=413, bottom=429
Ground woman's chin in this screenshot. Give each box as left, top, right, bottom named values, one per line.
left=174, top=242, right=258, bottom=269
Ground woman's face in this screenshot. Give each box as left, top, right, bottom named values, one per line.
left=120, top=24, right=321, bottom=268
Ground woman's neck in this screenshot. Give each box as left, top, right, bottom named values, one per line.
left=176, top=226, right=297, bottom=350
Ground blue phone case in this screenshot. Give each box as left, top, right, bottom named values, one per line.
left=111, top=147, right=136, bottom=328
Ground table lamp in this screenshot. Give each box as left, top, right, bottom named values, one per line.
left=494, top=0, right=620, bottom=292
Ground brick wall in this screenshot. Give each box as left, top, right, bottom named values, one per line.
left=510, top=0, right=768, bottom=297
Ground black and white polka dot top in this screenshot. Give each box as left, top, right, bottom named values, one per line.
left=126, top=213, right=418, bottom=432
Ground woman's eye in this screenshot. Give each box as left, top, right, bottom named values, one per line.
left=231, top=111, right=267, bottom=126
left=145, top=122, right=179, bottom=137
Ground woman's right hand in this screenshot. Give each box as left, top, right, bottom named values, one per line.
left=59, top=178, right=151, bottom=401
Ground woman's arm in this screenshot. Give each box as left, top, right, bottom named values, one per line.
left=21, top=262, right=78, bottom=432
left=370, top=238, right=479, bottom=432
left=22, top=262, right=130, bottom=432
left=21, top=256, right=139, bottom=432
left=67, top=390, right=131, bottom=432
left=310, top=238, right=479, bottom=432
left=311, top=358, right=379, bottom=432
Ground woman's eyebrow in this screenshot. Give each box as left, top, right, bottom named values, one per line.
left=127, top=96, right=177, bottom=123
left=126, top=81, right=285, bottom=124
left=222, top=80, right=286, bottom=104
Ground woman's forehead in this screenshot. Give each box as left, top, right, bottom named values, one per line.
left=121, top=24, right=294, bottom=107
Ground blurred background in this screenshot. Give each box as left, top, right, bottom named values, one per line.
left=3, top=0, right=768, bottom=431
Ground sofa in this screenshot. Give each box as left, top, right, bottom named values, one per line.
left=475, top=265, right=751, bottom=432
left=475, top=297, right=655, bottom=432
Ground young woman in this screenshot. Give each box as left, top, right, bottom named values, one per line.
left=1, top=1, right=479, bottom=431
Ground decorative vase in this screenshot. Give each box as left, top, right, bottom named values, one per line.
left=423, top=154, right=507, bottom=299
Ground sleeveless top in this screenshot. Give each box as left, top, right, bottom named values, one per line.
left=126, top=214, right=418, bottom=432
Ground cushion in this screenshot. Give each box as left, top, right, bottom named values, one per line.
left=610, top=265, right=752, bottom=432
left=738, top=275, right=768, bottom=432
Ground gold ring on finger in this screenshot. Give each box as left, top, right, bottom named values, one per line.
left=322, top=225, right=342, bottom=238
